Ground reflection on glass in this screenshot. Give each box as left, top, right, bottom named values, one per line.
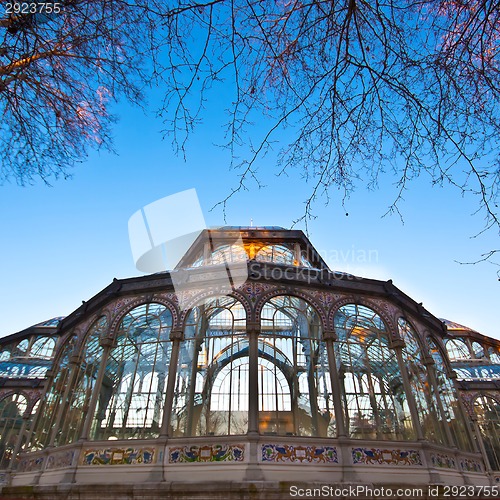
left=172, top=297, right=248, bottom=436
left=91, top=303, right=172, bottom=440
left=446, top=338, right=471, bottom=361
left=335, top=305, right=413, bottom=440
left=428, top=338, right=473, bottom=451
left=260, top=296, right=333, bottom=437
left=0, top=394, right=27, bottom=468
left=474, top=396, right=500, bottom=471
left=398, top=318, right=446, bottom=444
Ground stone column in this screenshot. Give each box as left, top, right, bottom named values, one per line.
left=247, top=322, right=260, bottom=436
left=160, top=329, right=183, bottom=437
left=394, top=341, right=424, bottom=441
left=246, top=321, right=263, bottom=481
left=323, top=330, right=346, bottom=437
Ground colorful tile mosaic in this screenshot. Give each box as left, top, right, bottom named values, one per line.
left=307, top=290, right=339, bottom=308
left=18, top=456, right=44, bottom=472
left=352, top=448, right=422, bottom=466
left=168, top=444, right=245, bottom=463
left=81, top=448, right=155, bottom=466
left=460, top=458, right=482, bottom=473
left=430, top=453, right=456, bottom=469
left=46, top=450, right=75, bottom=469
left=261, top=444, right=338, bottom=463
left=239, top=282, right=275, bottom=302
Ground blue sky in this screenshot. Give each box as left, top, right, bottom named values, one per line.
left=0, top=94, right=498, bottom=340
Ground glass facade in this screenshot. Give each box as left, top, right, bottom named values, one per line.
left=18, top=297, right=481, bottom=450
left=0, top=229, right=496, bottom=486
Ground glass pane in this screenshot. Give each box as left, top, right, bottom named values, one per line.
left=428, top=338, right=473, bottom=451
left=398, top=318, right=446, bottom=445
left=30, top=337, right=56, bottom=359
left=0, top=394, right=27, bottom=468
left=91, top=303, right=172, bottom=440
left=55, top=317, right=106, bottom=445
left=28, top=335, right=77, bottom=450
left=172, top=297, right=247, bottom=436
left=335, top=305, right=414, bottom=441
left=474, top=396, right=500, bottom=471
left=259, top=296, right=331, bottom=437
left=446, top=338, right=470, bottom=361
left=471, top=341, right=485, bottom=359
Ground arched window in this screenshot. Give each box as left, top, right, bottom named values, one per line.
left=211, top=244, right=247, bottom=265
left=0, top=394, right=27, bottom=468
left=13, top=339, right=29, bottom=358
left=54, top=317, right=106, bottom=446
left=91, top=303, right=173, bottom=440
left=474, top=396, right=500, bottom=471
left=488, top=347, right=500, bottom=364
left=445, top=338, right=470, bottom=361
left=29, top=335, right=77, bottom=450
left=334, top=305, right=413, bottom=441
left=398, top=318, right=446, bottom=445
left=172, top=297, right=247, bottom=436
left=256, top=245, right=295, bottom=265
left=427, top=338, right=473, bottom=451
left=471, top=341, right=485, bottom=359
left=191, top=243, right=247, bottom=267
left=0, top=348, right=11, bottom=361
left=30, top=337, right=56, bottom=359
left=260, top=295, right=332, bottom=437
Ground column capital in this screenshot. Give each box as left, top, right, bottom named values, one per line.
left=391, top=339, right=406, bottom=349
left=169, top=329, right=184, bottom=341
left=99, top=337, right=114, bottom=348
left=246, top=321, right=260, bottom=331
left=322, top=330, right=337, bottom=341
left=69, top=354, right=84, bottom=365
left=421, top=355, right=435, bottom=366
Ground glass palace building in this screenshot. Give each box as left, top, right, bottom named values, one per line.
left=0, top=227, right=499, bottom=499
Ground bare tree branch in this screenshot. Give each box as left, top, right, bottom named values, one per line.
left=0, top=0, right=498, bottom=266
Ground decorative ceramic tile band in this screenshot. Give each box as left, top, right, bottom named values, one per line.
left=352, top=447, right=422, bottom=466
left=46, top=450, right=75, bottom=469
left=460, top=458, right=482, bottom=473
left=168, top=444, right=245, bottom=463
left=81, top=447, right=155, bottom=466
left=18, top=456, right=44, bottom=472
left=430, top=453, right=456, bottom=469
left=261, top=444, right=338, bottom=463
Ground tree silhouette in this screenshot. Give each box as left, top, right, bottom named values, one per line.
left=1, top=1, right=498, bottom=256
